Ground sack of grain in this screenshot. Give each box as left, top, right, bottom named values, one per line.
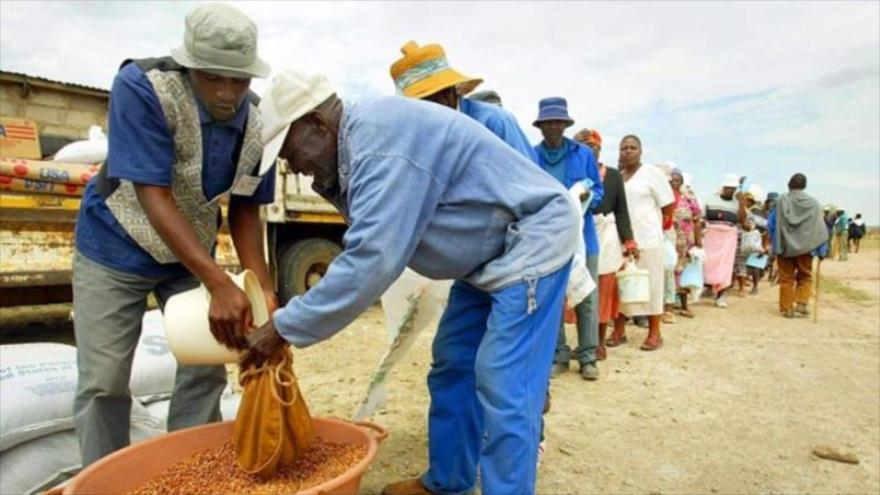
left=0, top=412, right=163, bottom=495
left=1, top=311, right=175, bottom=452
left=130, top=310, right=178, bottom=403
left=234, top=348, right=313, bottom=478
left=52, top=126, right=107, bottom=164
left=0, top=343, right=81, bottom=451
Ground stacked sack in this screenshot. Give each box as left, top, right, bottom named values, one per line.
left=0, top=310, right=242, bottom=495
left=0, top=125, right=106, bottom=198
left=0, top=341, right=162, bottom=494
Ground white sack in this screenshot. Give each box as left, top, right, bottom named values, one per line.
left=0, top=343, right=81, bottom=451
left=0, top=413, right=162, bottom=495
left=52, top=126, right=107, bottom=164
left=130, top=309, right=177, bottom=403
left=353, top=269, right=451, bottom=421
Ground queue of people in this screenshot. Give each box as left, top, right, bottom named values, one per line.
left=825, top=207, right=868, bottom=261
left=70, top=5, right=866, bottom=495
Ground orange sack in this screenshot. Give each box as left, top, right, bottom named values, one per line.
left=0, top=174, right=84, bottom=196
left=0, top=156, right=100, bottom=185
left=234, top=347, right=314, bottom=478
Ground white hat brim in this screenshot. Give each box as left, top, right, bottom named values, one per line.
left=260, top=123, right=291, bottom=176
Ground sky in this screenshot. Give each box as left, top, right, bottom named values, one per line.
left=2, top=1, right=878, bottom=221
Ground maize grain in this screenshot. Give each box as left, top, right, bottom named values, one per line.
left=128, top=439, right=366, bottom=495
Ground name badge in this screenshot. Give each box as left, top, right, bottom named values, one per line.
left=231, top=175, right=261, bottom=196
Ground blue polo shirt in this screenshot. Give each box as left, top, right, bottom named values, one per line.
left=74, top=63, right=275, bottom=277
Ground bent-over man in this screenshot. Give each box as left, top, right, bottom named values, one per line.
left=244, top=70, right=581, bottom=495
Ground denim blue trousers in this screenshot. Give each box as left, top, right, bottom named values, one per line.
left=554, top=254, right=599, bottom=365
left=420, top=262, right=569, bottom=495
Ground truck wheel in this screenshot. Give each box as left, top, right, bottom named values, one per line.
left=278, top=239, right=341, bottom=304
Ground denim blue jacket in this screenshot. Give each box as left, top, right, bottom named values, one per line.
left=533, top=138, right=604, bottom=255
left=460, top=97, right=539, bottom=163
left=274, top=97, right=580, bottom=347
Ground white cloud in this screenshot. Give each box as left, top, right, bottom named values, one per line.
left=1, top=0, right=878, bottom=219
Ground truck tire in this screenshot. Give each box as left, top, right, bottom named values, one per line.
left=277, top=239, right=341, bottom=303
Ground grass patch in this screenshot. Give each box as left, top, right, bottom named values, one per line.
left=819, top=275, right=873, bottom=304
left=858, top=234, right=880, bottom=251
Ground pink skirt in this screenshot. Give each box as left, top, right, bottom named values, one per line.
left=703, top=222, right=738, bottom=290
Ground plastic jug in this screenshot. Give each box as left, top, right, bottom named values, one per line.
left=164, top=270, right=269, bottom=365
left=616, top=260, right=650, bottom=305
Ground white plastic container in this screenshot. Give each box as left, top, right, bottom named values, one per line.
left=616, top=260, right=651, bottom=305
left=163, top=270, right=269, bottom=365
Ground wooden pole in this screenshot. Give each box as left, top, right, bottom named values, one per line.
left=813, top=257, right=822, bottom=323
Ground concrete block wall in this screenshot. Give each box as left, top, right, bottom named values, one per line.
left=0, top=81, right=108, bottom=139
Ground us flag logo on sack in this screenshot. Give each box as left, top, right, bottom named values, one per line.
left=0, top=118, right=42, bottom=159
left=0, top=123, right=37, bottom=140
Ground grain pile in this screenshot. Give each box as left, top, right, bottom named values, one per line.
left=128, top=439, right=366, bottom=495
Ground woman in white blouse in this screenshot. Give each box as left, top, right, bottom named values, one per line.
left=606, top=135, right=676, bottom=351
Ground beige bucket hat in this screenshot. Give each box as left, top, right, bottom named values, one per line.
left=171, top=3, right=270, bottom=79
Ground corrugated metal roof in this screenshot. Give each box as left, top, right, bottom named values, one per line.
left=0, top=71, right=109, bottom=96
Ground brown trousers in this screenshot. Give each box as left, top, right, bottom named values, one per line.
left=777, top=254, right=813, bottom=311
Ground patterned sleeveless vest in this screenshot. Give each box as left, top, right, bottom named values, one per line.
left=104, top=66, right=263, bottom=264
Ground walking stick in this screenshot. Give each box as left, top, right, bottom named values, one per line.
left=813, top=257, right=822, bottom=323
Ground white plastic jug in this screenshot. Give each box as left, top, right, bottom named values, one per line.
left=616, top=260, right=651, bottom=305
left=163, top=270, right=269, bottom=365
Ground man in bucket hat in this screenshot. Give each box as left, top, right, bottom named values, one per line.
left=533, top=97, right=605, bottom=381
left=243, top=69, right=582, bottom=495
left=72, top=3, right=275, bottom=465
left=390, top=41, right=536, bottom=161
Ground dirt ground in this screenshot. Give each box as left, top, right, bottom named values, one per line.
left=289, top=243, right=880, bottom=495
left=1, top=244, right=877, bottom=494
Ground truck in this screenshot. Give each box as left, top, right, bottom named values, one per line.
left=263, top=159, right=345, bottom=303
left=0, top=159, right=345, bottom=310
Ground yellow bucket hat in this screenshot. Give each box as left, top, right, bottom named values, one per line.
left=390, top=41, right=483, bottom=99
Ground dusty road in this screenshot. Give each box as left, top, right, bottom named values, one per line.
left=292, top=243, right=880, bottom=495
left=2, top=242, right=877, bottom=494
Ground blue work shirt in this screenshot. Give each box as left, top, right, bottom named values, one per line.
left=274, top=97, right=580, bottom=347
left=459, top=97, right=539, bottom=163
left=75, top=63, right=275, bottom=277
left=534, top=138, right=604, bottom=255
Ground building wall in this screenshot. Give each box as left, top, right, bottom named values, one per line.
left=0, top=79, right=108, bottom=140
